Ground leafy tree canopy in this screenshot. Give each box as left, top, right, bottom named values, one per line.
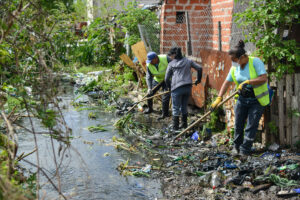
left=234, top=0, right=300, bottom=79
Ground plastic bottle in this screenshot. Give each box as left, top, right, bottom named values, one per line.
left=211, top=136, right=217, bottom=148
left=137, top=104, right=143, bottom=112
left=210, top=171, right=220, bottom=189
left=142, top=164, right=152, bottom=173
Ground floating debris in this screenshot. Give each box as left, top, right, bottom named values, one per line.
left=87, top=124, right=107, bottom=132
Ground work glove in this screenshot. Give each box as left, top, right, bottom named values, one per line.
left=238, top=80, right=250, bottom=91
left=194, top=79, right=201, bottom=86
left=211, top=96, right=223, bottom=110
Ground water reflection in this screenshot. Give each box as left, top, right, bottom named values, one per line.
left=17, top=83, right=162, bottom=199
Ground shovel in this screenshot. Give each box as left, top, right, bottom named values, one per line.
left=173, top=90, right=239, bottom=141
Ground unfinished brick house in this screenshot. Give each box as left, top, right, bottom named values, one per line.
left=160, top=0, right=246, bottom=108
left=158, top=0, right=300, bottom=146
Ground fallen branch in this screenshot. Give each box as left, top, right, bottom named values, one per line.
left=17, top=148, right=37, bottom=161
left=22, top=159, right=67, bottom=200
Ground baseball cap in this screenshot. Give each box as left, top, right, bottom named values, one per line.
left=146, top=52, right=157, bottom=64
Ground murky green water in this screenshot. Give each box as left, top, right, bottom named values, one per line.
left=17, top=82, right=162, bottom=199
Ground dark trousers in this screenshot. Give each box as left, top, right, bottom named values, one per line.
left=147, top=80, right=170, bottom=114
left=171, top=85, right=192, bottom=116
left=234, top=96, right=265, bottom=154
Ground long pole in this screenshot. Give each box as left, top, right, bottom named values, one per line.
left=133, top=90, right=170, bottom=105
left=125, top=81, right=164, bottom=114
left=173, top=90, right=239, bottom=141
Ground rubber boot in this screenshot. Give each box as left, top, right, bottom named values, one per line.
left=143, top=99, right=153, bottom=114
left=172, top=116, right=179, bottom=131
left=180, top=114, right=188, bottom=129
left=158, top=101, right=169, bottom=120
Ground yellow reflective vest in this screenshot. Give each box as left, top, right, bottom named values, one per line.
left=147, top=55, right=168, bottom=83
left=231, top=57, right=270, bottom=106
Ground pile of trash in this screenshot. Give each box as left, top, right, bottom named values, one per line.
left=112, top=112, right=300, bottom=199
left=70, top=72, right=300, bottom=199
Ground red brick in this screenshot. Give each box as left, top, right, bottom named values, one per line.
left=212, top=2, right=233, bottom=10
left=212, top=16, right=232, bottom=23
left=190, top=0, right=199, bottom=3
left=195, top=5, right=205, bottom=10
left=200, top=0, right=209, bottom=4
left=222, top=36, right=230, bottom=42
left=221, top=29, right=231, bottom=36
left=179, top=0, right=188, bottom=4
left=212, top=10, right=225, bottom=16
left=185, top=5, right=193, bottom=10
left=164, top=12, right=176, bottom=16
left=166, top=17, right=176, bottom=23
left=175, top=5, right=184, bottom=10
left=225, top=9, right=233, bottom=15
left=161, top=41, right=172, bottom=47
left=164, top=4, right=174, bottom=10
left=167, top=0, right=176, bottom=4
left=223, top=44, right=230, bottom=51
left=221, top=23, right=232, bottom=29
left=191, top=24, right=201, bottom=30
left=163, top=35, right=173, bottom=41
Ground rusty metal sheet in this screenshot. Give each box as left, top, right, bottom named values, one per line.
left=199, top=49, right=232, bottom=91
left=191, top=72, right=207, bottom=108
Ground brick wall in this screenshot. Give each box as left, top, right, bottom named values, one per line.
left=160, top=0, right=234, bottom=54
left=160, top=0, right=235, bottom=109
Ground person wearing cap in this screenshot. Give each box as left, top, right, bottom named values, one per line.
left=165, top=47, right=202, bottom=130
left=144, top=52, right=172, bottom=119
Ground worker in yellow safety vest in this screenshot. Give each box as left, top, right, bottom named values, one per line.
left=211, top=40, right=270, bottom=156
left=144, top=52, right=172, bottom=119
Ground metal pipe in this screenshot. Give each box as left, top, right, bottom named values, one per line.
left=218, top=21, right=222, bottom=51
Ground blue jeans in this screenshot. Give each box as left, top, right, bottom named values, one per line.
left=234, top=96, right=265, bottom=154
left=171, top=85, right=192, bottom=116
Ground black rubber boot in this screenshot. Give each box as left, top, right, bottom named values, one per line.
left=172, top=116, right=179, bottom=131
left=143, top=99, right=153, bottom=114
left=180, top=114, right=188, bottom=129
left=158, top=101, right=169, bottom=119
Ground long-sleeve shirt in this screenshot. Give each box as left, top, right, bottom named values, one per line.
left=146, top=56, right=172, bottom=89
left=165, top=57, right=202, bottom=91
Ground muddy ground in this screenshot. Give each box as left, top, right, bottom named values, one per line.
left=72, top=73, right=300, bottom=200
left=113, top=95, right=300, bottom=200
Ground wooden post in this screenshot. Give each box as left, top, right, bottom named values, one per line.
left=292, top=73, right=300, bottom=146
left=262, top=106, right=271, bottom=146
left=286, top=74, right=293, bottom=145
left=278, top=77, right=285, bottom=145
left=270, top=95, right=278, bottom=143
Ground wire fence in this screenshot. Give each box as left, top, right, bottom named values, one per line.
left=231, top=0, right=256, bottom=53
left=138, top=24, right=160, bottom=54
left=138, top=1, right=256, bottom=56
